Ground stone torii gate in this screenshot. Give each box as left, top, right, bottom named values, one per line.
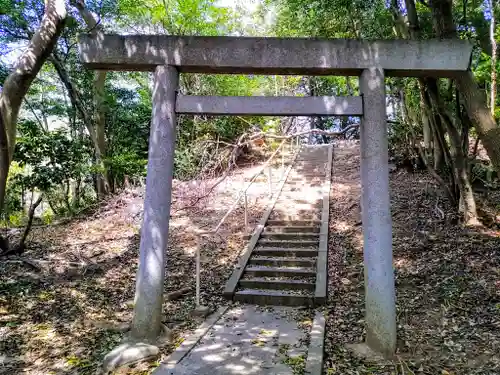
left=78, top=35, right=472, bottom=361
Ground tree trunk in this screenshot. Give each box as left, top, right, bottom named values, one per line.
left=489, top=0, right=497, bottom=116
left=402, top=0, right=477, bottom=221
left=431, top=113, right=450, bottom=170
left=94, top=73, right=109, bottom=197
left=18, top=195, right=43, bottom=249
left=0, top=0, right=66, bottom=252
left=400, top=85, right=457, bottom=202
left=50, top=54, right=93, bottom=140
left=418, top=83, right=449, bottom=172
left=0, top=0, right=66, bottom=214
left=0, top=115, right=10, bottom=224
left=422, top=108, right=432, bottom=156
left=73, top=177, right=81, bottom=207
left=51, top=52, right=109, bottom=197
left=426, top=79, right=479, bottom=224
left=72, top=0, right=110, bottom=198
left=430, top=0, right=500, bottom=172
left=64, top=180, right=72, bottom=214
left=432, top=125, right=445, bottom=170
left=47, top=196, right=62, bottom=216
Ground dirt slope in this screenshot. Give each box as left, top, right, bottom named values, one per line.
left=325, top=141, right=500, bottom=375
left=0, top=165, right=275, bottom=375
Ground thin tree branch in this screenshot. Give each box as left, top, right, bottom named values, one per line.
left=23, top=99, right=47, bottom=132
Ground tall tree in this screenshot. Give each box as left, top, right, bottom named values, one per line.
left=71, top=0, right=110, bottom=198
left=0, top=0, right=67, bottom=243
left=430, top=0, right=500, bottom=172
left=402, top=0, right=479, bottom=223
left=489, top=0, right=497, bottom=115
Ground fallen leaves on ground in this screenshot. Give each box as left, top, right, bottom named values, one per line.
left=0, top=164, right=274, bottom=375
left=324, top=141, right=500, bottom=375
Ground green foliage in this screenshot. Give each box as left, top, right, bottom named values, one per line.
left=269, top=0, right=392, bottom=38
left=4, top=162, right=24, bottom=216
left=8, top=212, right=25, bottom=227
left=174, top=146, right=200, bottom=180
left=66, top=354, right=92, bottom=369
left=0, top=63, right=8, bottom=86
left=474, top=49, right=500, bottom=116
left=107, top=153, right=147, bottom=181
left=14, top=120, right=91, bottom=191
left=2, top=0, right=496, bottom=226
left=118, top=0, right=237, bottom=35
left=0, top=0, right=10, bottom=15
left=41, top=208, right=54, bottom=225
left=105, top=85, right=151, bottom=184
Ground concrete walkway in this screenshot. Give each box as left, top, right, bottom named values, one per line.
left=155, top=305, right=319, bottom=375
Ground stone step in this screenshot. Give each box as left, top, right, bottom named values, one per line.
left=287, top=173, right=324, bottom=177
left=233, top=289, right=314, bottom=306
left=290, top=172, right=325, bottom=176
left=270, top=201, right=322, bottom=207
left=294, top=163, right=327, bottom=167
left=249, top=256, right=316, bottom=267
left=266, top=219, right=321, bottom=226
left=295, top=158, right=329, bottom=162
left=267, top=215, right=321, bottom=222
left=285, top=182, right=323, bottom=187
left=264, top=225, right=320, bottom=233
left=286, top=181, right=323, bottom=185
left=238, top=278, right=315, bottom=291
left=293, top=166, right=326, bottom=169
left=254, top=247, right=319, bottom=257
left=257, top=239, right=319, bottom=248
left=294, top=159, right=328, bottom=163
left=294, top=163, right=328, bottom=166
left=294, top=160, right=328, bottom=164
left=292, top=170, right=326, bottom=174
left=285, top=199, right=322, bottom=205
left=293, top=173, right=326, bottom=177
left=284, top=182, right=322, bottom=187
left=260, top=232, right=319, bottom=241
left=244, top=231, right=320, bottom=241
left=270, top=207, right=322, bottom=214
left=273, top=205, right=321, bottom=212
left=281, top=187, right=323, bottom=192
left=288, top=175, right=324, bottom=179
left=244, top=266, right=315, bottom=277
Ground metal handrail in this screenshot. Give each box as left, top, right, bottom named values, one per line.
left=194, top=135, right=301, bottom=308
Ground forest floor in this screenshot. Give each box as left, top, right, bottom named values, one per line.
left=325, top=142, right=500, bottom=375
left=0, top=162, right=275, bottom=375
left=1, top=143, right=499, bottom=375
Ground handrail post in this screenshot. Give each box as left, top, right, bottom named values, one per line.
left=268, top=166, right=272, bottom=197
left=196, top=242, right=201, bottom=307
left=192, top=234, right=209, bottom=317
left=244, top=193, right=249, bottom=231
left=281, top=149, right=285, bottom=179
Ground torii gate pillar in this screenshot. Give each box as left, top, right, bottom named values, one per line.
left=359, top=67, right=396, bottom=356
left=130, top=66, right=179, bottom=341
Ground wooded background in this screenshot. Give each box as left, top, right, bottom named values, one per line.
left=1, top=0, right=499, bottom=251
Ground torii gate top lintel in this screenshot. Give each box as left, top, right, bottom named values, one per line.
left=78, top=34, right=472, bottom=77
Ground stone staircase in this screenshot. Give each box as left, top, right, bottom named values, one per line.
left=224, top=144, right=332, bottom=306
